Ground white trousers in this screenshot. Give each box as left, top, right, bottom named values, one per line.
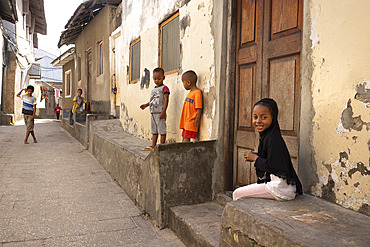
left=233, top=183, right=276, bottom=201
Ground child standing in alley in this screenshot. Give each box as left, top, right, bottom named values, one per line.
left=16, top=85, right=37, bottom=144
left=179, top=70, right=202, bottom=142
left=233, top=98, right=302, bottom=201
left=140, top=68, right=170, bottom=151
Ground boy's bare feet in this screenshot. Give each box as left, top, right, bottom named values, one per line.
left=33, top=139, right=37, bottom=143
left=24, top=140, right=29, bottom=144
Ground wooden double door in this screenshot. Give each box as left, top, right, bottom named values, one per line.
left=234, top=0, right=303, bottom=188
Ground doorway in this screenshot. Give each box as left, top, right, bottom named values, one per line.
left=233, top=0, right=303, bottom=188
left=86, top=49, right=92, bottom=104
left=113, top=32, right=121, bottom=117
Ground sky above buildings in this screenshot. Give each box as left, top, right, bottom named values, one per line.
left=38, top=0, right=83, bottom=57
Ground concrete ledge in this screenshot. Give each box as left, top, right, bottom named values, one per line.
left=0, top=113, right=13, bottom=125
left=89, top=119, right=218, bottom=228
left=169, top=202, right=224, bottom=247
left=74, top=122, right=87, bottom=147
left=220, top=195, right=370, bottom=247
left=61, top=112, right=113, bottom=148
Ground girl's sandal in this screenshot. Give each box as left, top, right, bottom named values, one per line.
left=143, top=146, right=153, bottom=151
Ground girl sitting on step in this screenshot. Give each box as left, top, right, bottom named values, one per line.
left=233, top=98, right=303, bottom=201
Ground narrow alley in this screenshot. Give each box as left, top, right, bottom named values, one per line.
left=0, top=120, right=184, bottom=246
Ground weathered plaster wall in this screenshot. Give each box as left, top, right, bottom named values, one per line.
left=119, top=0, right=219, bottom=143
left=306, top=0, right=370, bottom=215
left=74, top=5, right=115, bottom=114
left=12, top=0, right=36, bottom=122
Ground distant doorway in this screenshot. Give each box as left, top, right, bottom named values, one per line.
left=112, top=31, right=121, bottom=117
left=86, top=48, right=92, bottom=103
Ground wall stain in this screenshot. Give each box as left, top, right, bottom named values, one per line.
left=126, top=66, right=130, bottom=84
left=321, top=175, right=336, bottom=203
left=339, top=152, right=348, bottom=168
left=323, top=162, right=332, bottom=173
left=180, top=13, right=191, bottom=36
left=140, top=68, right=150, bottom=90
left=340, top=99, right=366, bottom=131
left=341, top=99, right=354, bottom=129
left=354, top=81, right=370, bottom=107
left=358, top=204, right=370, bottom=216
left=348, top=162, right=370, bottom=178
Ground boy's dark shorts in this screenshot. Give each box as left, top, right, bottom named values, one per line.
left=23, top=114, right=34, bottom=131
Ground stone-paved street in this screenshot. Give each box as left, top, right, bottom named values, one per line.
left=0, top=120, right=184, bottom=247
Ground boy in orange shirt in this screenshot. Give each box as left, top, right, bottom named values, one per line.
left=179, top=70, right=202, bottom=142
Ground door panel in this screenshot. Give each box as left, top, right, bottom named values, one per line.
left=269, top=55, right=298, bottom=132
left=238, top=65, right=255, bottom=129
left=241, top=0, right=256, bottom=45
left=270, top=0, right=302, bottom=40
left=234, top=0, right=264, bottom=188
left=234, top=0, right=302, bottom=188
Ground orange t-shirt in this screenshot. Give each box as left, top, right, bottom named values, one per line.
left=179, top=89, right=203, bottom=132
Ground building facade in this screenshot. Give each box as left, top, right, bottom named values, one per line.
left=57, top=0, right=370, bottom=216
left=58, top=0, right=122, bottom=117
left=116, top=0, right=370, bottom=215
left=0, top=0, right=46, bottom=124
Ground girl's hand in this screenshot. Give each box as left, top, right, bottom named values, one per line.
left=159, top=112, right=165, bottom=119
left=244, top=150, right=258, bottom=162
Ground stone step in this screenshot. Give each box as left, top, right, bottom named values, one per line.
left=169, top=200, right=226, bottom=247
left=220, top=194, right=370, bottom=247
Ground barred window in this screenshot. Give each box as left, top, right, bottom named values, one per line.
left=130, top=37, right=141, bottom=83
left=160, top=12, right=180, bottom=74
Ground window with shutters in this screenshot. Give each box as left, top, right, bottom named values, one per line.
left=160, top=12, right=180, bottom=75
left=130, top=37, right=141, bottom=83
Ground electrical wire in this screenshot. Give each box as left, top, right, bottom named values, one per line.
left=1, top=25, right=32, bottom=44
left=0, top=18, right=32, bottom=70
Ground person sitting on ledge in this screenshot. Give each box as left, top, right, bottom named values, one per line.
left=233, top=98, right=302, bottom=201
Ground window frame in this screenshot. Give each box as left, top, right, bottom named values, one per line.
left=97, top=41, right=103, bottom=76
left=129, top=37, right=141, bottom=84
left=65, top=69, right=72, bottom=98
left=159, top=11, right=180, bottom=75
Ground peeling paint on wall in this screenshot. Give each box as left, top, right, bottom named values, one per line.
left=337, top=98, right=368, bottom=135
left=309, top=1, right=370, bottom=217
left=119, top=0, right=217, bottom=143
left=348, top=162, right=370, bottom=178
left=354, top=80, right=370, bottom=108
left=316, top=90, right=370, bottom=215
left=310, top=6, right=320, bottom=48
